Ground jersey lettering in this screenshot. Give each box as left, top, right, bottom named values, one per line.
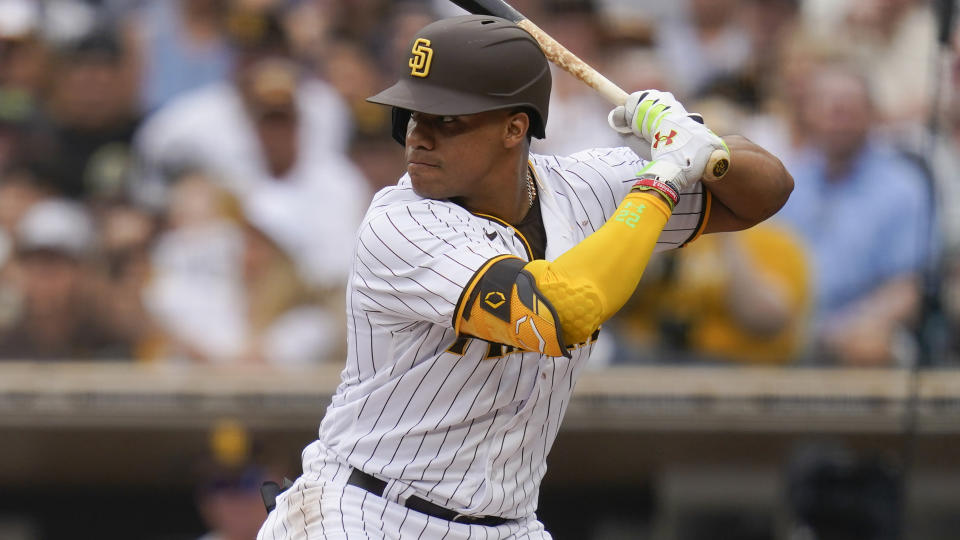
left=446, top=335, right=471, bottom=355
left=445, top=336, right=520, bottom=360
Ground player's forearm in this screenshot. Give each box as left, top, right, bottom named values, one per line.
left=524, top=192, right=671, bottom=344
left=702, top=135, right=794, bottom=233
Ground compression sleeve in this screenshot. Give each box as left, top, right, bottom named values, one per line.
left=524, top=191, right=672, bottom=344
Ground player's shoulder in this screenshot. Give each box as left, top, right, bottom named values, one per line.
left=530, top=146, right=642, bottom=170
left=529, top=147, right=645, bottom=183
left=529, top=147, right=648, bottom=203
left=360, top=175, right=473, bottom=234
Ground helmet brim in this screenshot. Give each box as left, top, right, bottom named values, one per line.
left=367, top=78, right=521, bottom=117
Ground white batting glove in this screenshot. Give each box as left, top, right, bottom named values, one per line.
left=609, top=90, right=728, bottom=184
left=608, top=90, right=682, bottom=141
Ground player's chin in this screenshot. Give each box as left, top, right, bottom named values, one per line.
left=408, top=166, right=448, bottom=200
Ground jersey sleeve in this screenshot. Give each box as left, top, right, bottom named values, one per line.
left=352, top=199, right=507, bottom=326
left=653, top=182, right=710, bottom=252
left=532, top=147, right=709, bottom=253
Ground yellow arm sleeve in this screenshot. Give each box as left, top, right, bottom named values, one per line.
left=524, top=191, right=672, bottom=344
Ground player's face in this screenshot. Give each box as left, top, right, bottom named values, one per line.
left=404, top=110, right=512, bottom=201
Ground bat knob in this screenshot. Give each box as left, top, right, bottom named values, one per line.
left=703, top=149, right=730, bottom=182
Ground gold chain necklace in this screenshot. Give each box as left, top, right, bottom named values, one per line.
left=526, top=169, right=536, bottom=209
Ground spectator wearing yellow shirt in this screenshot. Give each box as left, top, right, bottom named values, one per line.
left=612, top=220, right=811, bottom=365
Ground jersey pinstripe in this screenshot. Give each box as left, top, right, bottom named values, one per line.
left=309, top=147, right=708, bottom=520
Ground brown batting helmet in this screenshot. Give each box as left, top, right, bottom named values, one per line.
left=368, top=15, right=552, bottom=144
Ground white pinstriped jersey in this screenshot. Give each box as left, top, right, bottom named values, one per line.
left=308, top=147, right=708, bottom=519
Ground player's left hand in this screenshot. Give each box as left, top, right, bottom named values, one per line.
left=608, top=90, right=681, bottom=141
left=608, top=90, right=728, bottom=184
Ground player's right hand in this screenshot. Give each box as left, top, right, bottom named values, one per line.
left=608, top=90, right=728, bottom=184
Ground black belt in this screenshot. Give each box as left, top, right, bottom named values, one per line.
left=347, top=468, right=510, bottom=527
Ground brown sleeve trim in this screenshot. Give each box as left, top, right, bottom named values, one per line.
left=683, top=189, right=712, bottom=246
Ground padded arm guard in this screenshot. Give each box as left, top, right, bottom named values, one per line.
left=454, top=255, right=569, bottom=358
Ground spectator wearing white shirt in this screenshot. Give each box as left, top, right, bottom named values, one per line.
left=132, top=8, right=369, bottom=290
left=143, top=171, right=345, bottom=366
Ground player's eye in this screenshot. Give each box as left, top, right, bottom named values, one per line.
left=440, top=116, right=457, bottom=123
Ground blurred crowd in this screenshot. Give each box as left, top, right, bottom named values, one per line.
left=0, top=0, right=956, bottom=369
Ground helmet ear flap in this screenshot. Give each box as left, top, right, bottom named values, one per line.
left=391, top=107, right=411, bottom=145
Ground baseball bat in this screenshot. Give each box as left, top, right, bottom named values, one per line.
left=448, top=0, right=731, bottom=182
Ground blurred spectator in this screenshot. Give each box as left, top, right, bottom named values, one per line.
left=0, top=163, right=54, bottom=234
left=593, top=0, right=683, bottom=38
left=323, top=36, right=404, bottom=191
left=124, top=0, right=234, bottom=113
left=800, top=0, right=853, bottom=32
left=732, top=0, right=802, bottom=108
left=320, top=38, right=390, bottom=145
left=194, top=419, right=271, bottom=540
left=934, top=47, right=960, bottom=358
left=612, top=222, right=812, bottom=365
left=842, top=0, right=936, bottom=134
left=798, top=0, right=935, bottom=134
left=776, top=62, right=932, bottom=366
left=934, top=38, right=960, bottom=251
left=0, top=0, right=48, bottom=95
left=128, top=6, right=351, bottom=166
left=196, top=462, right=267, bottom=540
left=322, top=0, right=393, bottom=49
left=93, top=200, right=158, bottom=360
left=786, top=442, right=902, bottom=540
left=531, top=5, right=626, bottom=156
left=281, top=0, right=335, bottom=68
left=381, top=1, right=437, bottom=78
left=654, top=0, right=753, bottom=99
left=28, top=28, right=140, bottom=200
left=741, top=28, right=839, bottom=172
left=666, top=0, right=804, bottom=113
left=0, top=199, right=134, bottom=360
left=0, top=0, right=47, bottom=171
left=133, top=7, right=367, bottom=289
left=142, top=171, right=345, bottom=365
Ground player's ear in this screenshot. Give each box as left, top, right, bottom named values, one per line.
left=503, top=111, right=530, bottom=149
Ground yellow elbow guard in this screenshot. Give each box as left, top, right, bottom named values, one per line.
left=454, top=255, right=569, bottom=358
left=522, top=260, right=603, bottom=345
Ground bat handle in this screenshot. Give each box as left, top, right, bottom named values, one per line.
left=592, top=77, right=629, bottom=107
left=517, top=19, right=629, bottom=106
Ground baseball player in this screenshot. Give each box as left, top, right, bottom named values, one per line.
left=259, top=15, right=792, bottom=539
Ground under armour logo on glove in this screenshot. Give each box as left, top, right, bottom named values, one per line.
left=653, top=129, right=677, bottom=149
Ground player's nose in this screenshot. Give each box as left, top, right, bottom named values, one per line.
left=405, top=114, right=435, bottom=150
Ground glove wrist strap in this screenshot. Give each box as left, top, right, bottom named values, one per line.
left=629, top=177, right=679, bottom=211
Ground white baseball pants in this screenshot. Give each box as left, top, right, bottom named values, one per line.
left=257, top=454, right=552, bottom=539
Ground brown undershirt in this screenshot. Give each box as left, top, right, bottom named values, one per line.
left=515, top=191, right=546, bottom=260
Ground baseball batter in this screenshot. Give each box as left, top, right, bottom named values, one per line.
left=259, top=15, right=792, bottom=539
